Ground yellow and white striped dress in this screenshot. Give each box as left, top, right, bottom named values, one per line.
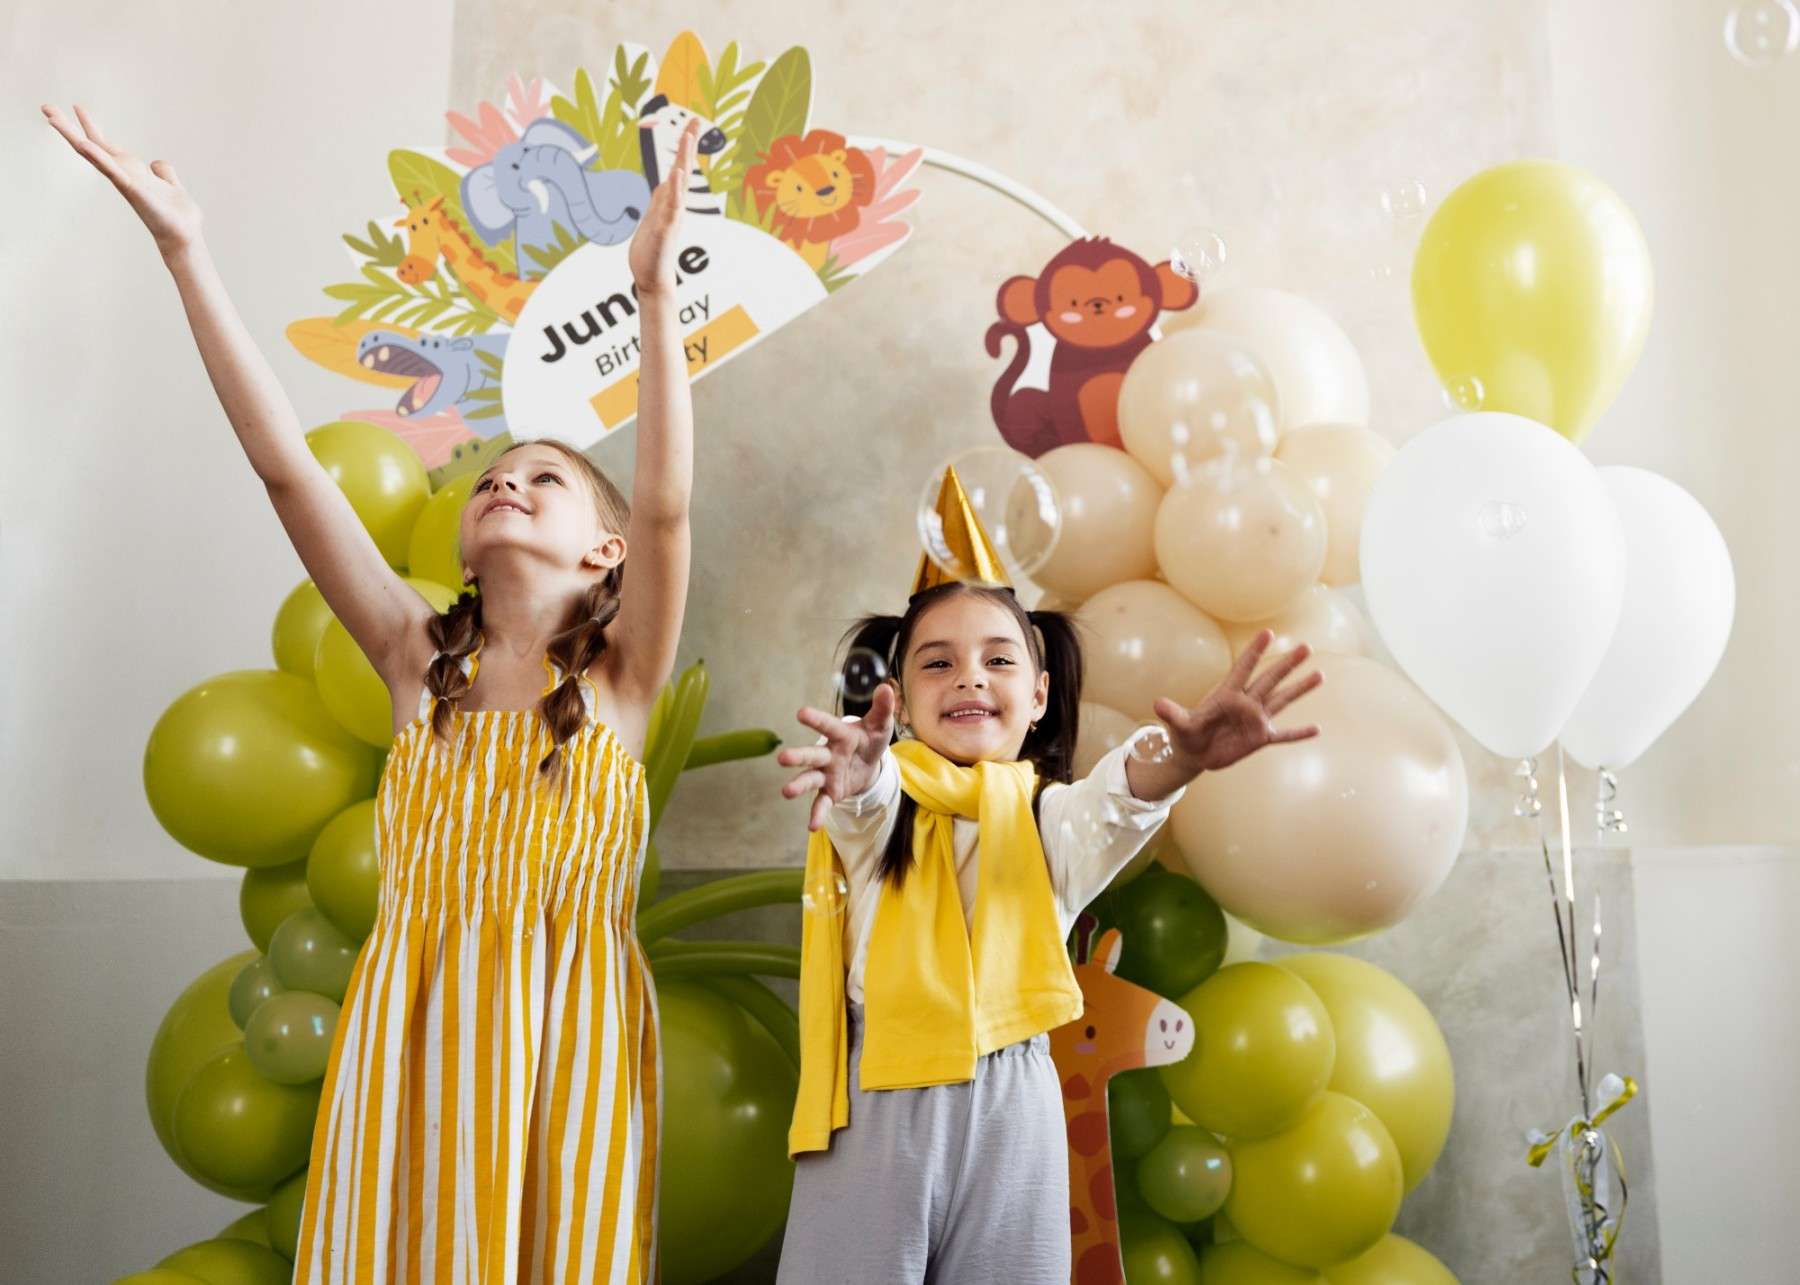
left=295, top=641, right=659, bottom=1283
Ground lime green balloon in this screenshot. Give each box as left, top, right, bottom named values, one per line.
left=239, top=860, right=312, bottom=953
left=1226, top=1092, right=1403, bottom=1270
left=228, top=957, right=286, bottom=1030
left=408, top=471, right=476, bottom=587
left=268, top=1168, right=307, bottom=1260
left=1138, top=1125, right=1232, bottom=1224
left=1198, top=1241, right=1327, bottom=1284
left=271, top=579, right=334, bottom=678
left=216, top=1208, right=271, bottom=1246
left=1412, top=160, right=1653, bottom=444
left=306, top=419, right=431, bottom=568
left=157, top=1236, right=293, bottom=1285
left=245, top=991, right=340, bottom=1085
left=1323, top=1233, right=1458, bottom=1285
left=114, top=1271, right=211, bottom=1285
left=1160, top=962, right=1334, bottom=1140
left=313, top=577, right=458, bottom=745
left=173, top=1045, right=320, bottom=1192
left=146, top=951, right=270, bottom=1200
left=1276, top=954, right=1454, bottom=1194
left=144, top=670, right=379, bottom=868
left=658, top=981, right=798, bottom=1284
left=308, top=800, right=380, bottom=941
left=1119, top=1206, right=1202, bottom=1285
left=269, top=908, right=360, bottom=1002
left=1109, top=1066, right=1173, bottom=1160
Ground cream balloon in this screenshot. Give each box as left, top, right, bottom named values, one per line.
left=1155, top=461, right=1328, bottom=623
left=1163, top=286, right=1371, bottom=430
left=1222, top=584, right=1367, bottom=660
left=1359, top=413, right=1626, bottom=759
left=1076, top=581, right=1232, bottom=721
left=1275, top=425, right=1395, bottom=585
left=1170, top=653, right=1467, bottom=943
left=1026, top=444, right=1163, bottom=601
left=1118, top=330, right=1279, bottom=488
left=1560, top=467, right=1734, bottom=770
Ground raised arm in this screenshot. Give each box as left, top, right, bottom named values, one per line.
left=608, top=118, right=703, bottom=707
left=43, top=103, right=434, bottom=683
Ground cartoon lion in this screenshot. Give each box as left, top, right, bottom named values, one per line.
left=745, top=129, right=875, bottom=271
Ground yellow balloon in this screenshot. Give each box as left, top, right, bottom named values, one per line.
left=305, top=419, right=431, bottom=567
left=1198, top=1241, right=1327, bottom=1284
left=308, top=799, right=380, bottom=941
left=408, top=472, right=476, bottom=588
left=145, top=951, right=265, bottom=1200
left=239, top=860, right=312, bottom=953
left=271, top=580, right=334, bottom=678
left=216, top=1208, right=272, bottom=1246
left=1160, top=963, right=1335, bottom=1140
left=1323, top=1234, right=1459, bottom=1285
left=116, top=1271, right=211, bottom=1285
left=1226, top=1092, right=1404, bottom=1270
left=157, top=1236, right=293, bottom=1285
left=1412, top=160, right=1653, bottom=443
left=1276, top=954, right=1454, bottom=1193
left=143, top=671, right=379, bottom=868
left=314, top=577, right=458, bottom=745
left=172, top=1045, right=321, bottom=1192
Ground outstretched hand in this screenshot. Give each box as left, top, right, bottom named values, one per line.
left=42, top=103, right=202, bottom=256
left=778, top=684, right=898, bottom=832
left=628, top=117, right=701, bottom=294
left=1152, top=630, right=1322, bottom=775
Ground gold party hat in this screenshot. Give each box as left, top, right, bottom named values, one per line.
left=913, top=465, right=1012, bottom=595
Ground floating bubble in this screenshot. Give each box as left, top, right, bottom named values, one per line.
left=1171, top=227, right=1229, bottom=285
left=1725, top=0, right=1800, bottom=64
left=1129, top=725, right=1177, bottom=766
left=1477, top=500, right=1529, bottom=541
left=1442, top=374, right=1486, bottom=412
left=917, top=447, right=1063, bottom=585
left=801, top=871, right=849, bottom=917
left=1379, top=180, right=1430, bottom=223
left=837, top=647, right=889, bottom=704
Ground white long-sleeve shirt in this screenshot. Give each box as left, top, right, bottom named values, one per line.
left=825, top=730, right=1186, bottom=1003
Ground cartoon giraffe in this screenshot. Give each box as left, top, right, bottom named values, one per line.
left=394, top=195, right=537, bottom=323
left=1049, top=921, right=1196, bottom=1285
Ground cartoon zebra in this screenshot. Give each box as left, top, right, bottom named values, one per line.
left=637, top=94, right=728, bottom=215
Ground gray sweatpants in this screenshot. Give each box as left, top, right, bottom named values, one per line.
left=776, top=1003, right=1072, bottom=1285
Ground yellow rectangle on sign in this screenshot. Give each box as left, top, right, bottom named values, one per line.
left=589, top=304, right=760, bottom=429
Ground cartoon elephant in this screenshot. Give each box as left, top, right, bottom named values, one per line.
left=461, top=118, right=652, bottom=275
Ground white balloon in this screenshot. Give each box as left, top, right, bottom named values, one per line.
left=1359, top=413, right=1626, bottom=759
left=1560, top=468, right=1734, bottom=769
left=1162, top=286, right=1371, bottom=430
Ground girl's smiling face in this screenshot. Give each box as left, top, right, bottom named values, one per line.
left=894, top=591, right=1050, bottom=765
left=459, top=444, right=623, bottom=580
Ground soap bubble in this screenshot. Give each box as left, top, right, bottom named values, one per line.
left=1725, top=1, right=1800, bottom=65
left=917, top=447, right=1062, bottom=585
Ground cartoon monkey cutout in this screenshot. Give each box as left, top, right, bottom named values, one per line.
left=986, top=237, right=1199, bottom=457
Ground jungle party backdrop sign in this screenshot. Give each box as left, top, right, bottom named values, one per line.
left=286, top=32, right=921, bottom=475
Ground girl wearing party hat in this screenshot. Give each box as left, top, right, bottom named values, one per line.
left=775, top=468, right=1324, bottom=1282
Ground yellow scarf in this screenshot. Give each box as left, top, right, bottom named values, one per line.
left=788, top=739, right=1083, bottom=1156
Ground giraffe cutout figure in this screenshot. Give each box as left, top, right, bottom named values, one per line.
left=1049, top=919, right=1197, bottom=1285
left=394, top=195, right=538, bottom=322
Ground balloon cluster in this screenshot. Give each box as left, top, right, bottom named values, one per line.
left=1085, top=867, right=1458, bottom=1283
left=936, top=285, right=1472, bottom=947
left=127, top=420, right=804, bottom=1284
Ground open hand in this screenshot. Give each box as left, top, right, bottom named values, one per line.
left=778, top=684, right=898, bottom=832
left=42, top=103, right=202, bottom=256
left=627, top=117, right=701, bottom=294
left=1152, top=630, right=1322, bottom=775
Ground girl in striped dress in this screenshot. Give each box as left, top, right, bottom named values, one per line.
left=46, top=102, right=705, bottom=1281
